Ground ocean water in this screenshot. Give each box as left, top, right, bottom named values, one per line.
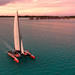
left=0, top=18, right=75, bottom=75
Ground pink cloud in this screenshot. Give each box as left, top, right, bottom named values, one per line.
left=0, top=0, right=75, bottom=15
left=0, top=0, right=33, bottom=6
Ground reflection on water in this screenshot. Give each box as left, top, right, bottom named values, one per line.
left=0, top=18, right=75, bottom=75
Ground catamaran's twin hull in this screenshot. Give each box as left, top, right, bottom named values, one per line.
left=8, top=50, right=35, bottom=63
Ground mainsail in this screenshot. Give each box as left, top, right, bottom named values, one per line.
left=14, top=11, right=21, bottom=51
left=14, top=11, right=24, bottom=54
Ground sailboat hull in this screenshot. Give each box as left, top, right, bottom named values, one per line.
left=8, top=50, right=35, bottom=63
left=24, top=50, right=35, bottom=59
left=8, top=51, right=20, bottom=63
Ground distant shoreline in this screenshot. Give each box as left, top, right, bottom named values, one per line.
left=0, top=16, right=75, bottom=19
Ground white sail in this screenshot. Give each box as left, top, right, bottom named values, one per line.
left=21, top=40, right=24, bottom=54
left=14, top=11, right=20, bottom=51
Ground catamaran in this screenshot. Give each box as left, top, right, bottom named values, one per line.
left=8, top=11, right=35, bottom=63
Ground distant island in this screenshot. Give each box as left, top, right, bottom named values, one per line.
left=0, top=16, right=75, bottom=20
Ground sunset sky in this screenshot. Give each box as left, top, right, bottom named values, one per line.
left=0, top=0, right=75, bottom=16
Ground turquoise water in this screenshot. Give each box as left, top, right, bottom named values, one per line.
left=0, top=18, right=75, bottom=75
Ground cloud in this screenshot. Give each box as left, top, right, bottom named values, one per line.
left=0, top=0, right=16, bottom=5
left=0, top=0, right=30, bottom=6
left=34, top=0, right=75, bottom=8
left=0, top=0, right=75, bottom=16
left=0, top=0, right=34, bottom=6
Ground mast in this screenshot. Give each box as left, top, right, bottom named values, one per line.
left=14, top=11, right=21, bottom=51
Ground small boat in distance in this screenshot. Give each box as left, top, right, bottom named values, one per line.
left=8, top=11, right=35, bottom=63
